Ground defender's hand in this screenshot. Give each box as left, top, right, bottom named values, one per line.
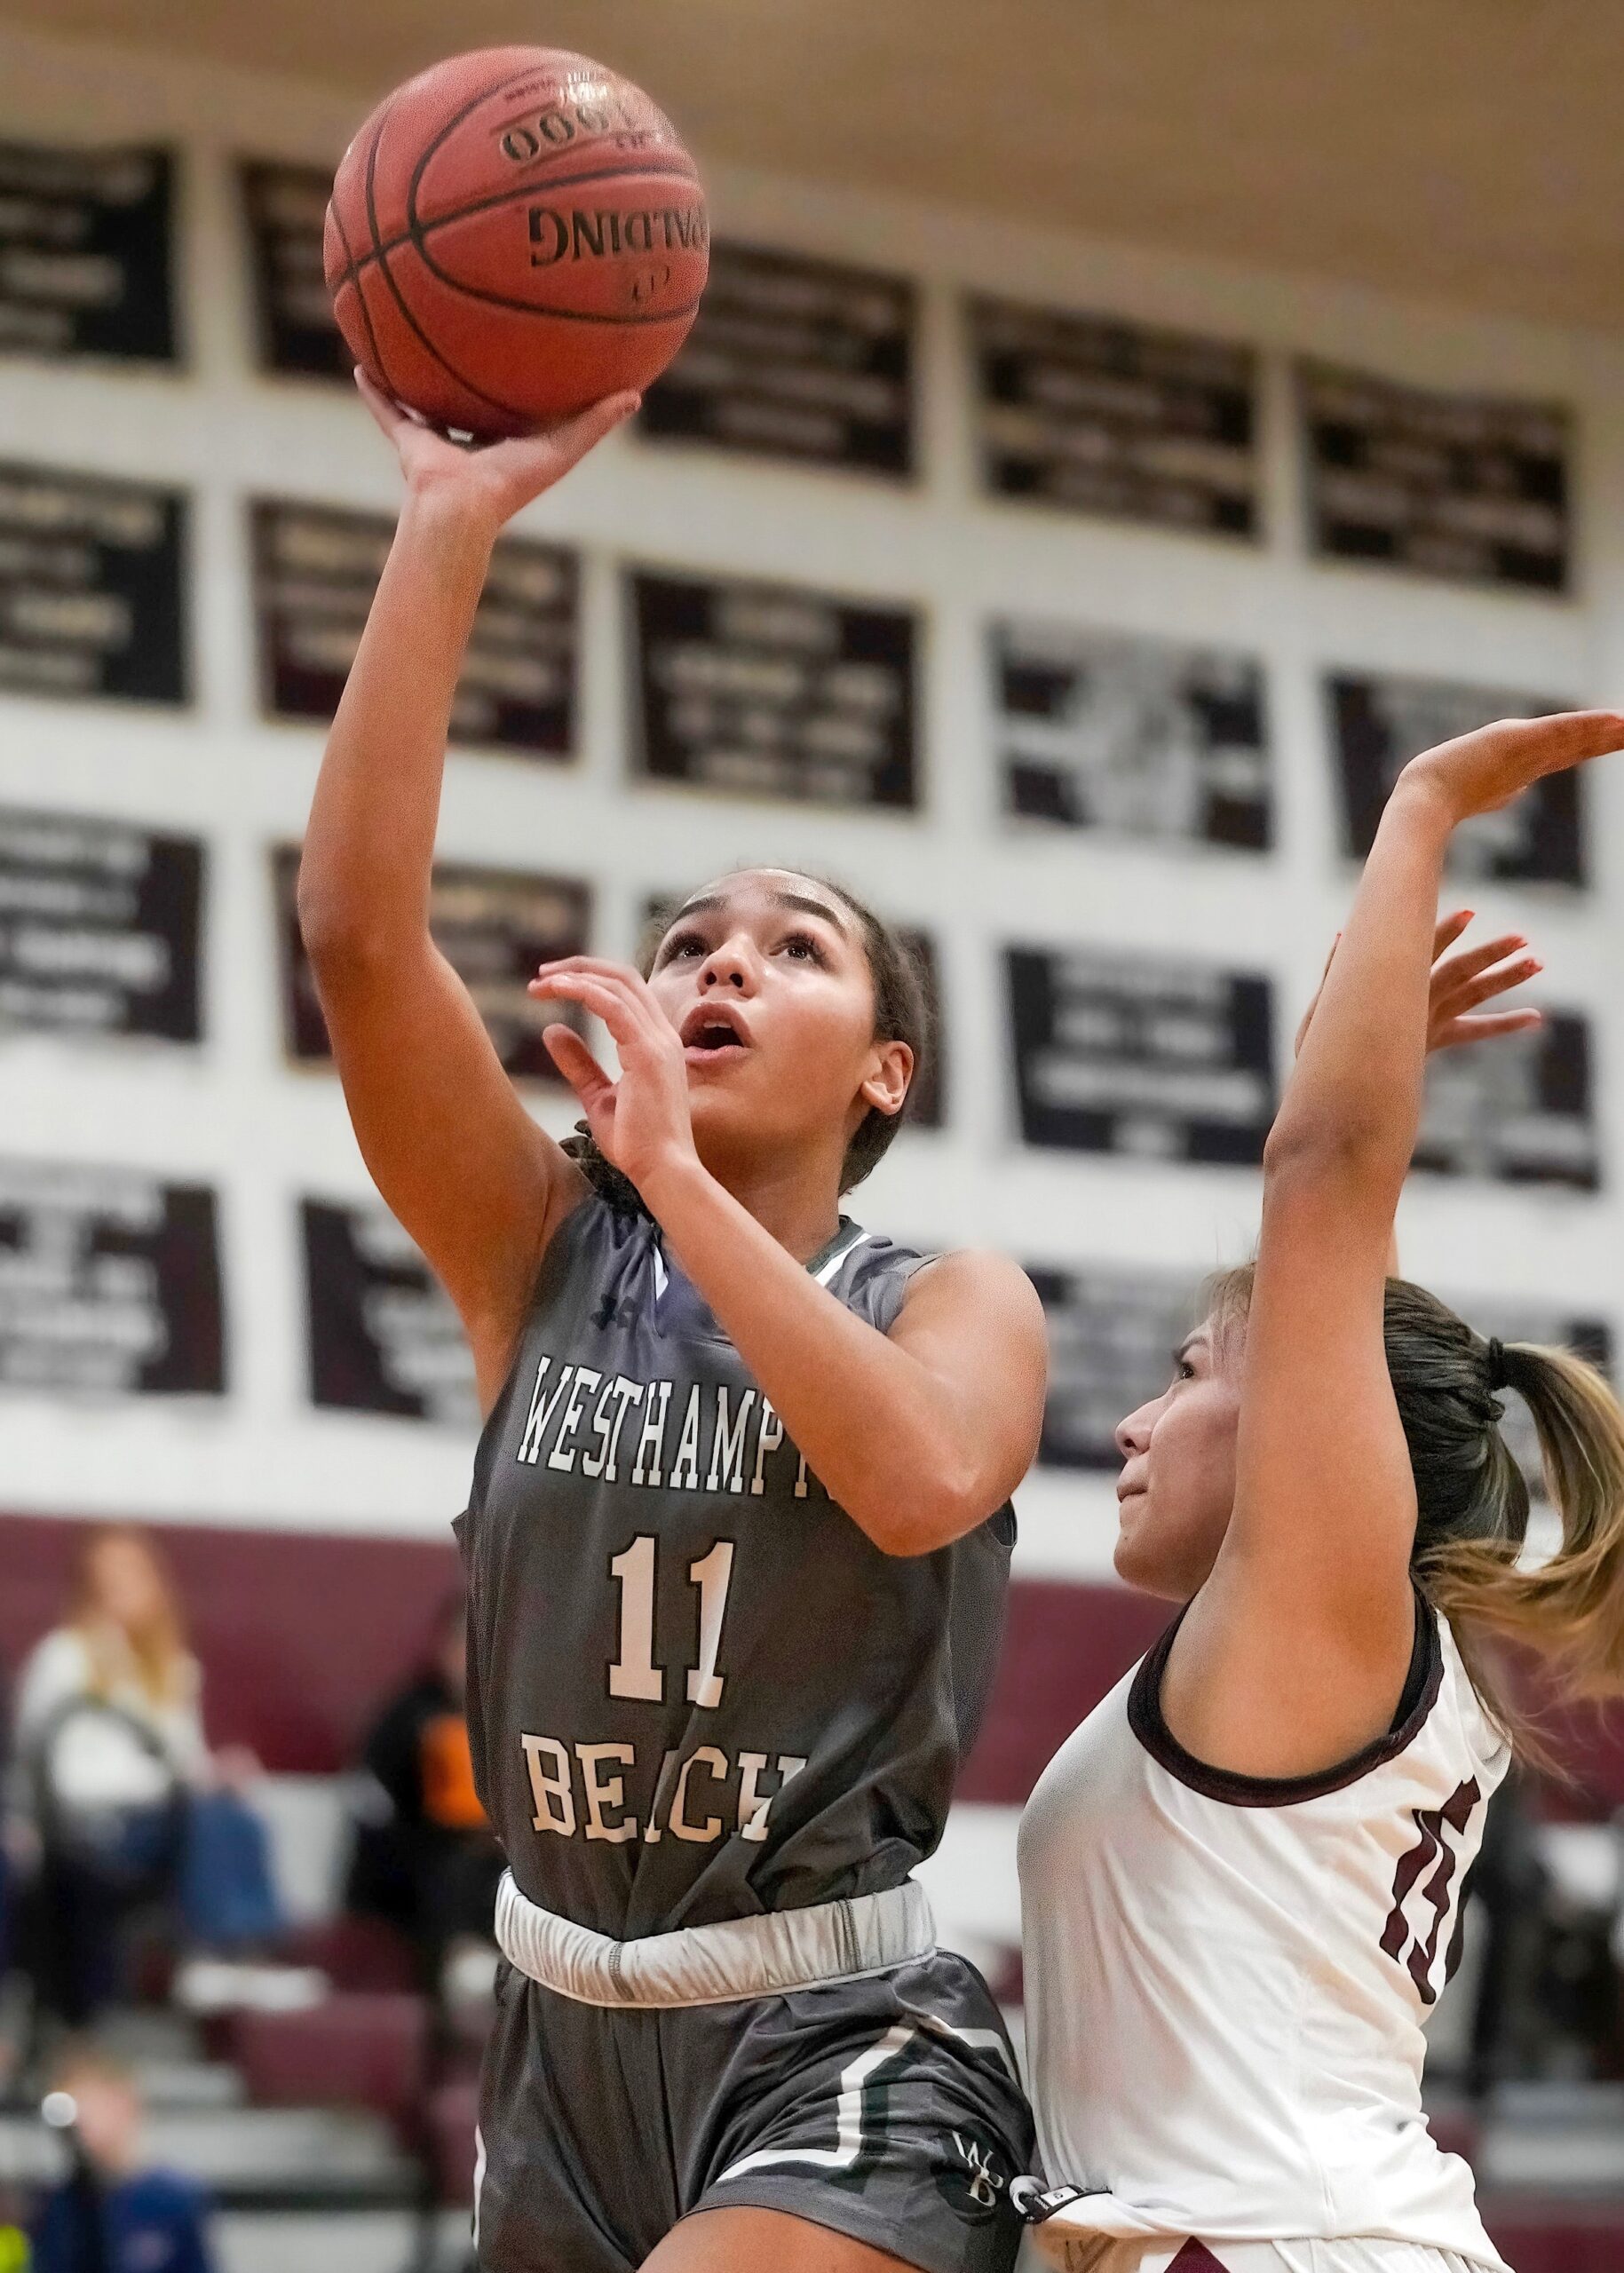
left=355, top=368, right=638, bottom=538
left=1398, top=709, right=1624, bottom=827
left=1297, top=911, right=1543, bottom=1060
left=527, top=958, right=700, bottom=1197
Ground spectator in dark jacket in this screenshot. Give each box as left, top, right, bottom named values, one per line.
left=346, top=1593, right=502, bottom=1976
left=32, top=2041, right=216, bottom=2273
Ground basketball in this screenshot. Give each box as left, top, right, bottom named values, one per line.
left=324, top=46, right=709, bottom=437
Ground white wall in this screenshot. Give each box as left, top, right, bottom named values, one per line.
left=2, top=20, right=1621, bottom=1579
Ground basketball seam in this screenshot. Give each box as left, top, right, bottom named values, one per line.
left=362, top=85, right=539, bottom=425
left=388, top=61, right=701, bottom=329
left=402, top=55, right=693, bottom=240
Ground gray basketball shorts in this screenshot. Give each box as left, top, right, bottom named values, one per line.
left=473, top=1947, right=1035, bottom=2272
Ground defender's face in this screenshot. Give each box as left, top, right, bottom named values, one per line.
left=645, top=869, right=911, bottom=1179
left=1113, top=1319, right=1240, bottom=1602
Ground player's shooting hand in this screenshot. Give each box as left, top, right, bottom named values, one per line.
left=1398, top=709, right=1624, bottom=828
left=528, top=958, right=700, bottom=1196
left=1297, top=911, right=1544, bottom=1060
left=354, top=368, right=639, bottom=536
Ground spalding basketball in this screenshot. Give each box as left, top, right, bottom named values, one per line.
left=325, top=47, right=708, bottom=436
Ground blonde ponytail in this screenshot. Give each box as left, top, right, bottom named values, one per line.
left=1421, top=1339, right=1624, bottom=1722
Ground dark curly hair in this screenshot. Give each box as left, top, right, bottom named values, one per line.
left=561, top=871, right=931, bottom=1216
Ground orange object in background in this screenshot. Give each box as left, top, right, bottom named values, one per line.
left=418, top=1709, right=487, bottom=1831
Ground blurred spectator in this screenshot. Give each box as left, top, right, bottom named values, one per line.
left=346, top=1593, right=502, bottom=1978
left=12, top=1526, right=278, bottom=2024
left=31, top=2039, right=217, bottom=2273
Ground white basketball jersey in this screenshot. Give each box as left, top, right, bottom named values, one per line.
left=1018, top=1598, right=1509, bottom=2268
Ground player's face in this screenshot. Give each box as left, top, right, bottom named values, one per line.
left=1112, top=1319, right=1240, bottom=1601
left=646, top=870, right=911, bottom=1182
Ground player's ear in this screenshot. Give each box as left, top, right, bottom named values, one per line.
left=859, top=1038, right=913, bottom=1121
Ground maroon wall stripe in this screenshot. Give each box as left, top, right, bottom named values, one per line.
left=4, top=1512, right=1622, bottom=1810
left=0, top=1510, right=459, bottom=1773
left=959, top=1579, right=1169, bottom=1805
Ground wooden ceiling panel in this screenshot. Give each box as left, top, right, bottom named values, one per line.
left=5, top=0, right=1624, bottom=330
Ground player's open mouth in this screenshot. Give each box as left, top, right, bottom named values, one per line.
left=680, top=1002, right=753, bottom=1063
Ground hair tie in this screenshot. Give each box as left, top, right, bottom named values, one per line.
left=1485, top=1336, right=1509, bottom=1392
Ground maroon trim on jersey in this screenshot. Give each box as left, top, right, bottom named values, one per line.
left=1127, top=1588, right=1444, bottom=1807
left=1169, top=2248, right=1229, bottom=2271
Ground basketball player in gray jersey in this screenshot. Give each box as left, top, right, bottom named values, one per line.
left=298, top=373, right=1047, bottom=2273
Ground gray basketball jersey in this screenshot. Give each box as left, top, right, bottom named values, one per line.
left=456, top=1192, right=1015, bottom=1940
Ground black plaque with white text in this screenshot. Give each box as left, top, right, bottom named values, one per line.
left=0, top=808, right=202, bottom=1041
left=0, top=462, right=186, bottom=704
left=274, top=846, right=589, bottom=1081
left=631, top=568, right=917, bottom=808
left=253, top=499, right=578, bottom=755
left=970, top=297, right=1260, bottom=536
left=1416, top=1015, right=1598, bottom=1189
left=1008, top=946, right=1275, bottom=1163
left=996, top=617, right=1271, bottom=848
left=1327, top=670, right=1582, bottom=885
left=1030, top=1263, right=1198, bottom=1469
left=240, top=159, right=346, bottom=379
left=0, top=141, right=174, bottom=363
left=1300, top=360, right=1570, bottom=591
left=640, top=242, right=915, bottom=476
left=303, top=1197, right=478, bottom=1427
left=0, top=1160, right=223, bottom=1395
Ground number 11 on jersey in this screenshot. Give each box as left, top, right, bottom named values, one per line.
left=608, top=1535, right=736, bottom=1707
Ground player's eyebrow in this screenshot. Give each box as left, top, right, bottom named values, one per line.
left=766, top=889, right=851, bottom=935
left=669, top=888, right=852, bottom=937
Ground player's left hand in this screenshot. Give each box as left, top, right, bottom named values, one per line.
left=528, top=958, right=700, bottom=1192
left=1295, top=909, right=1543, bottom=1060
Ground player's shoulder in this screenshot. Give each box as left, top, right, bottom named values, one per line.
left=891, top=1244, right=1045, bottom=1325
left=838, top=1227, right=1042, bottom=1345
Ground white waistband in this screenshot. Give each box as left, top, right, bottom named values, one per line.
left=494, top=1870, right=936, bottom=2009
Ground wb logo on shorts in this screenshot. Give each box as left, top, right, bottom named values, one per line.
left=933, top=2131, right=1008, bottom=2222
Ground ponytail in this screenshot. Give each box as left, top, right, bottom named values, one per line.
left=1205, top=1263, right=1624, bottom=1762
left=1420, top=1338, right=1624, bottom=1732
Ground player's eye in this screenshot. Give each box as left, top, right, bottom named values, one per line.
left=657, top=927, right=708, bottom=963
left=779, top=931, right=827, bottom=964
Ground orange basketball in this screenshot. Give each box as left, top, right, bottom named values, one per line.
left=325, top=47, right=709, bottom=437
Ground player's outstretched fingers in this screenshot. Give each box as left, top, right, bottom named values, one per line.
left=542, top=1024, right=615, bottom=1114
left=1447, top=954, right=1541, bottom=1015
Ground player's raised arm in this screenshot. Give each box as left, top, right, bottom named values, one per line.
left=1167, top=710, right=1624, bottom=1773
left=296, top=377, right=639, bottom=1406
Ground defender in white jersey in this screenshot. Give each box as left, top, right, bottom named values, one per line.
left=1019, top=709, right=1624, bottom=2273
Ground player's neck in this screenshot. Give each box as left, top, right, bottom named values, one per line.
left=708, top=1147, right=845, bottom=1265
